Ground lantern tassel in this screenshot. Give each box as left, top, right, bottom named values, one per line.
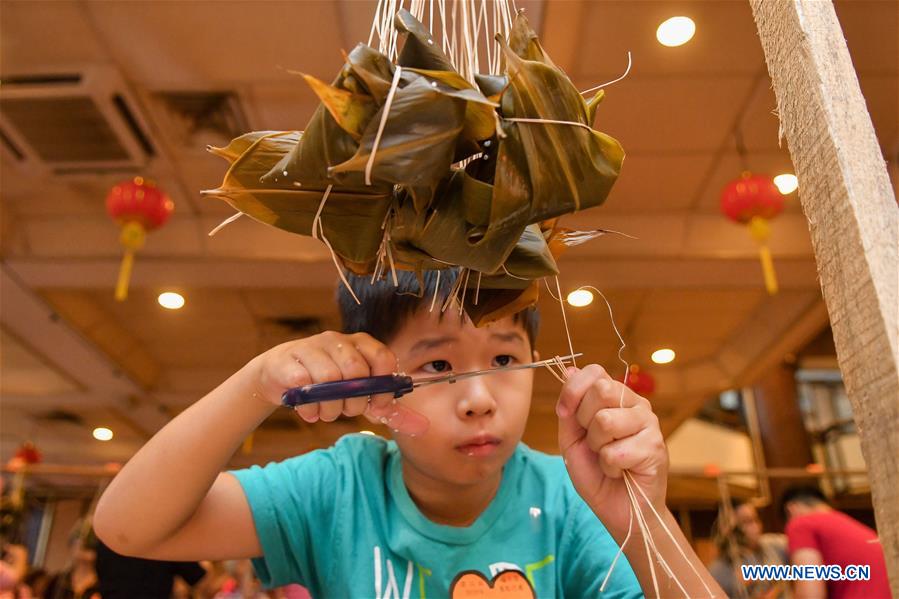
left=115, top=250, right=135, bottom=301
left=758, top=245, right=779, bottom=295
left=748, top=216, right=778, bottom=295
left=115, top=221, right=147, bottom=302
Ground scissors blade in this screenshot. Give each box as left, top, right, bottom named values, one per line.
left=412, top=352, right=582, bottom=388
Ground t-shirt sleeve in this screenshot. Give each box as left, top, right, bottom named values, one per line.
left=559, top=497, right=642, bottom=598
left=230, top=449, right=342, bottom=588
left=786, top=517, right=821, bottom=556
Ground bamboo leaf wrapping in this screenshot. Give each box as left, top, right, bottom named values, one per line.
left=205, top=8, right=624, bottom=326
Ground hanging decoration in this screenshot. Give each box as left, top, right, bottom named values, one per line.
left=624, top=364, right=656, bottom=397
left=203, top=6, right=624, bottom=325
left=105, top=177, right=175, bottom=301
left=720, top=172, right=784, bottom=295
left=8, top=441, right=42, bottom=468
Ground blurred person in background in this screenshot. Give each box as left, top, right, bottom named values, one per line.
left=781, top=486, right=890, bottom=599
left=95, top=537, right=208, bottom=599
left=710, top=498, right=791, bottom=599
left=0, top=543, right=29, bottom=598
left=20, top=570, right=51, bottom=599
left=44, top=523, right=99, bottom=599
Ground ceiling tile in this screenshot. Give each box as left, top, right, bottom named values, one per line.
left=0, top=1, right=107, bottom=74
left=588, top=76, right=757, bottom=153
left=834, top=0, right=899, bottom=75
left=601, top=153, right=717, bottom=213
left=572, top=0, right=764, bottom=79
left=83, top=1, right=345, bottom=87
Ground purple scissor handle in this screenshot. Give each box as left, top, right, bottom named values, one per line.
left=281, top=374, right=414, bottom=407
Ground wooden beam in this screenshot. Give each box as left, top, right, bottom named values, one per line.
left=750, top=0, right=899, bottom=592
left=4, top=256, right=821, bottom=290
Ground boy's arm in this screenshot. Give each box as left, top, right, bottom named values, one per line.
left=94, top=331, right=426, bottom=561
left=557, top=365, right=725, bottom=598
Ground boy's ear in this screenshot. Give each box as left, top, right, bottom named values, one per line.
left=532, top=349, right=540, bottom=362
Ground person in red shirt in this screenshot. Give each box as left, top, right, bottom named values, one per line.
left=781, top=486, right=891, bottom=599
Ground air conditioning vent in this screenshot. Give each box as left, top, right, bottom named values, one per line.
left=37, top=409, right=84, bottom=426
left=156, top=91, right=249, bottom=150
left=2, top=97, right=129, bottom=162
left=0, top=67, right=156, bottom=174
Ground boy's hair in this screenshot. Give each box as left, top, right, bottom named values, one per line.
left=779, top=485, right=828, bottom=517
left=337, top=269, right=540, bottom=347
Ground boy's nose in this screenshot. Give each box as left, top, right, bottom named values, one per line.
left=456, top=376, right=497, bottom=418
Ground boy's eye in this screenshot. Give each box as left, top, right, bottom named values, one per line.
left=423, top=360, right=452, bottom=373
left=493, top=354, right=515, bottom=368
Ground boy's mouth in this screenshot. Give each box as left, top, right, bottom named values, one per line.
left=456, top=434, right=502, bottom=457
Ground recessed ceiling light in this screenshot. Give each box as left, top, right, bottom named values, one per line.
left=656, top=16, right=696, bottom=47
left=93, top=427, right=114, bottom=442
left=158, top=292, right=185, bottom=310
left=651, top=348, right=676, bottom=364
left=566, top=289, right=594, bottom=307
left=773, top=173, right=798, bottom=194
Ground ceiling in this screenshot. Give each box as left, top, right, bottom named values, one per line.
left=1, top=0, right=896, bottom=485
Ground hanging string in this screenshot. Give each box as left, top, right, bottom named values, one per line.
left=369, top=0, right=516, bottom=78
left=369, top=0, right=384, bottom=46
left=553, top=276, right=577, bottom=369
left=629, top=471, right=717, bottom=597
left=207, top=211, right=244, bottom=236
left=474, top=271, right=482, bottom=305
left=580, top=51, right=633, bottom=95
left=429, top=269, right=442, bottom=312
left=366, top=66, right=404, bottom=186
left=311, top=185, right=360, bottom=305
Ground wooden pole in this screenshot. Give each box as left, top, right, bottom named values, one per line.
left=749, top=0, right=899, bottom=592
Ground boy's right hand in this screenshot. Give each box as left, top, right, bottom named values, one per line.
left=248, top=331, right=429, bottom=436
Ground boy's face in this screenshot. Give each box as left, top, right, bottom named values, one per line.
left=386, top=307, right=536, bottom=487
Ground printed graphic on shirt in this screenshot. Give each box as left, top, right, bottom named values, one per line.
left=373, top=547, right=555, bottom=598
left=449, top=570, right=536, bottom=599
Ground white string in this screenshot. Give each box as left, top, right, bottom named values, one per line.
left=553, top=276, right=577, bottom=369
left=474, top=271, right=482, bottom=305
left=600, top=506, right=633, bottom=592
left=369, top=0, right=384, bottom=46
left=366, top=66, right=404, bottom=186
left=207, top=211, right=243, bottom=236
left=310, top=186, right=333, bottom=240
left=573, top=285, right=630, bottom=399
left=624, top=474, right=661, bottom=599
left=311, top=185, right=361, bottom=305
left=628, top=472, right=717, bottom=597
left=429, top=269, right=442, bottom=312
left=580, top=51, right=633, bottom=95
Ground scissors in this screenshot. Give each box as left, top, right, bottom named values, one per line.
left=281, top=353, right=582, bottom=407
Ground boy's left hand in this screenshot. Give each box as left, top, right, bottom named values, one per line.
left=557, top=364, right=669, bottom=538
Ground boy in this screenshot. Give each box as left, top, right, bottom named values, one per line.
left=94, top=271, right=723, bottom=598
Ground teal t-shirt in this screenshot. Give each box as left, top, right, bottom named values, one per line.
left=231, top=434, right=641, bottom=598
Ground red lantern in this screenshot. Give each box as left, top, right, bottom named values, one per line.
left=7, top=441, right=42, bottom=469
left=105, top=177, right=174, bottom=301
left=625, top=364, right=655, bottom=397
left=720, top=172, right=785, bottom=294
